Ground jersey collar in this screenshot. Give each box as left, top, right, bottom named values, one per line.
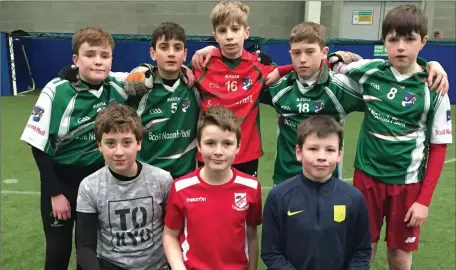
left=383, top=57, right=429, bottom=83
left=212, top=48, right=253, bottom=61
left=152, top=67, right=182, bottom=92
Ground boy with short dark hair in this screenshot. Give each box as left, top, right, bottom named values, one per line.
left=76, top=104, right=173, bottom=270
left=261, top=115, right=371, bottom=269
left=335, top=4, right=453, bottom=269
left=162, top=106, right=263, bottom=270
left=20, top=27, right=128, bottom=270
left=127, top=22, right=200, bottom=179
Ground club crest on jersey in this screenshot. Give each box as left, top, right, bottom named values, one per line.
left=109, top=98, right=117, bottom=105
left=232, top=193, right=249, bottom=211
left=402, top=92, right=417, bottom=108
left=242, top=77, right=252, bottom=90
left=32, top=106, right=44, bottom=122
left=182, top=99, right=190, bottom=112
left=447, top=110, right=451, bottom=122
left=314, top=101, right=325, bottom=113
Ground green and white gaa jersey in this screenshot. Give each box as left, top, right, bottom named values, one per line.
left=269, top=62, right=364, bottom=184
left=339, top=58, right=453, bottom=184
left=128, top=74, right=200, bottom=178
left=20, top=72, right=128, bottom=166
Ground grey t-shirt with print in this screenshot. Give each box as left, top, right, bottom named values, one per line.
left=77, top=163, right=173, bottom=270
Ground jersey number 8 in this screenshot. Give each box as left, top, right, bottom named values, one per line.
left=387, top=88, right=397, bottom=99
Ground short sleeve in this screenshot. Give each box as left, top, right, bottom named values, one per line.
left=430, top=94, right=453, bottom=144
left=247, top=182, right=263, bottom=227
left=76, top=178, right=97, bottom=214
left=164, top=183, right=185, bottom=230
left=20, top=83, right=56, bottom=153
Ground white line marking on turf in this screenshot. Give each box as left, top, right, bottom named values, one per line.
left=3, top=179, right=19, bottom=184
left=1, top=190, right=40, bottom=195
left=2, top=159, right=454, bottom=194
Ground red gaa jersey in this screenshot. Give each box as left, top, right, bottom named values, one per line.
left=193, top=49, right=293, bottom=164
left=164, top=167, right=263, bottom=270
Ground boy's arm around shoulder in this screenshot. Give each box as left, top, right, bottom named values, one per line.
left=76, top=177, right=101, bottom=270
left=346, top=190, right=372, bottom=270
left=261, top=189, right=297, bottom=270
left=330, top=72, right=366, bottom=113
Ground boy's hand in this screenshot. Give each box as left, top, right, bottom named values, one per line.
left=181, top=65, right=195, bottom=88
left=328, top=51, right=363, bottom=64
left=265, top=69, right=280, bottom=86
left=124, top=64, right=154, bottom=97
left=58, top=64, right=79, bottom=83
left=428, top=61, right=449, bottom=94
left=51, top=194, right=71, bottom=221
left=191, top=46, right=217, bottom=70
left=404, top=202, right=428, bottom=227
left=256, top=50, right=273, bottom=65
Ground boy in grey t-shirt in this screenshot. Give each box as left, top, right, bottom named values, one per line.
left=76, top=104, right=173, bottom=270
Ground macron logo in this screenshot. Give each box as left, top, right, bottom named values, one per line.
left=186, top=197, right=207, bottom=203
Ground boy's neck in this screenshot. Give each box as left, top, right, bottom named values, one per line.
left=221, top=50, right=242, bottom=60
left=200, top=166, right=233, bottom=185
left=298, top=71, right=318, bottom=85
left=157, top=68, right=180, bottom=80
left=111, top=161, right=139, bottom=178
left=303, top=170, right=331, bottom=183
left=79, top=75, right=103, bottom=86
left=393, top=61, right=423, bottom=75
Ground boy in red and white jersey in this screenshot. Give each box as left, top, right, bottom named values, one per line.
left=163, top=106, right=262, bottom=270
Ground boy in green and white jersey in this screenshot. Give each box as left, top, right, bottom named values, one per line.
left=334, top=5, right=452, bottom=269
left=126, top=22, right=200, bottom=179
left=20, top=27, right=128, bottom=270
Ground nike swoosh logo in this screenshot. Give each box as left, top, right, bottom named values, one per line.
left=287, top=210, right=304, bottom=216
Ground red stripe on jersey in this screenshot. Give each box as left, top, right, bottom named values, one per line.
left=194, top=49, right=276, bottom=164
left=164, top=167, right=263, bottom=270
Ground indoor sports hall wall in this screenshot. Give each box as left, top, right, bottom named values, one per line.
left=1, top=32, right=455, bottom=104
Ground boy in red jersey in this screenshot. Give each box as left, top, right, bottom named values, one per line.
left=191, top=1, right=294, bottom=177
left=163, top=106, right=262, bottom=270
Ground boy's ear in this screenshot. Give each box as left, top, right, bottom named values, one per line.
left=321, top=46, right=329, bottom=59
left=295, top=144, right=303, bottom=162
left=136, top=140, right=142, bottom=152
left=150, top=47, right=156, bottom=61
left=184, top=48, right=188, bottom=62
left=420, top=35, right=428, bottom=50
left=244, top=26, right=250, bottom=40
left=197, top=141, right=202, bottom=153
left=321, top=47, right=329, bottom=56
left=72, top=54, right=79, bottom=67
left=97, top=141, right=102, bottom=152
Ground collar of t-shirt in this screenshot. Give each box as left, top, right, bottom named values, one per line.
left=301, top=172, right=333, bottom=189
left=74, top=79, right=103, bottom=91
left=221, top=54, right=242, bottom=66
left=297, top=72, right=318, bottom=87
left=109, top=161, right=143, bottom=181
left=162, top=78, right=179, bottom=87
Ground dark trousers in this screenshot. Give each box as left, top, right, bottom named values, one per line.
left=41, top=180, right=81, bottom=270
